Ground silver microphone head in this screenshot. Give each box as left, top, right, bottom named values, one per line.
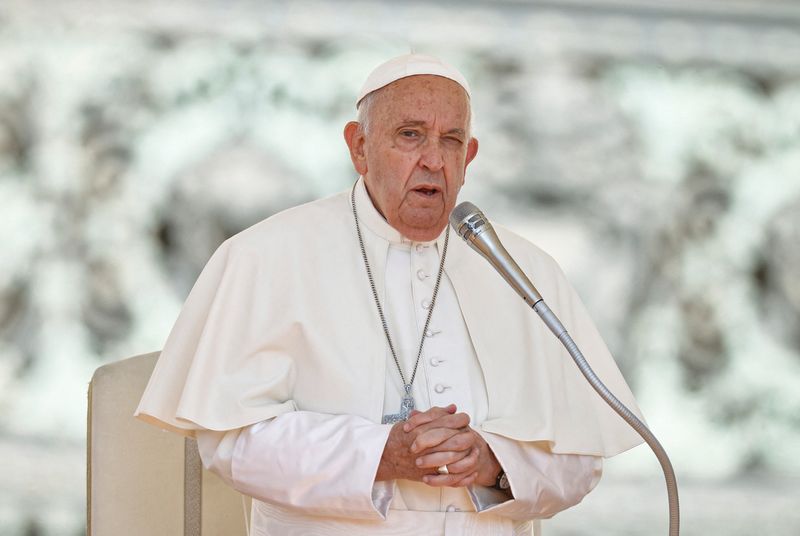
left=449, top=201, right=493, bottom=241
left=449, top=200, right=544, bottom=306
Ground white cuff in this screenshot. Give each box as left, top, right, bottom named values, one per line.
left=467, top=431, right=603, bottom=520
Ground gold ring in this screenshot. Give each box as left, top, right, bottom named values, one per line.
left=436, top=465, right=449, bottom=475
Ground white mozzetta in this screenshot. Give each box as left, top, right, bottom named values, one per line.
left=136, top=177, right=643, bottom=457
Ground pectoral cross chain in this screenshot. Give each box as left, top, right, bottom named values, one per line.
left=352, top=183, right=448, bottom=428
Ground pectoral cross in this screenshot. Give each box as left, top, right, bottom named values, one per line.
left=382, top=384, right=416, bottom=424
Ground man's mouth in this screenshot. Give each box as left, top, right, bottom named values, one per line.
left=412, top=186, right=441, bottom=197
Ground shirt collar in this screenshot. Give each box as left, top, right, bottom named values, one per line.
left=354, top=176, right=444, bottom=247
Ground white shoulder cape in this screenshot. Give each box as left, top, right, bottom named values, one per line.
left=136, top=187, right=645, bottom=457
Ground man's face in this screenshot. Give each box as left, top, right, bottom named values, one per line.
left=344, top=75, right=478, bottom=242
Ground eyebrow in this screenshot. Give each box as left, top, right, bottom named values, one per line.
left=397, top=120, right=466, bottom=137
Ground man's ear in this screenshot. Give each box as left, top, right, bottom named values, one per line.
left=343, top=121, right=368, bottom=175
left=465, top=137, right=479, bottom=168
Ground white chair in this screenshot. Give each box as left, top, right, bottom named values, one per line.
left=87, top=351, right=250, bottom=535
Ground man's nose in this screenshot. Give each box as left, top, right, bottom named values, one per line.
left=418, top=136, right=444, bottom=171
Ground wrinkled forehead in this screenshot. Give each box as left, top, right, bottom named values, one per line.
left=369, top=77, right=471, bottom=134
left=359, top=75, right=472, bottom=131
left=380, top=74, right=469, bottom=102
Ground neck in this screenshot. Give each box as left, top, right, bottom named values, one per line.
left=399, top=225, right=445, bottom=243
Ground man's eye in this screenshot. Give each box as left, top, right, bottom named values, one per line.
left=400, top=130, right=419, bottom=138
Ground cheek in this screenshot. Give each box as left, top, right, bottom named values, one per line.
left=444, top=162, right=466, bottom=188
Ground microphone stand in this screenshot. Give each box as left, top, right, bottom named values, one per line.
left=534, top=300, right=680, bottom=536
left=450, top=203, right=679, bottom=536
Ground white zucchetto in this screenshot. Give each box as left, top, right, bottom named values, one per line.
left=356, top=53, right=472, bottom=108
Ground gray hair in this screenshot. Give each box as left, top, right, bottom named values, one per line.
left=355, top=86, right=474, bottom=138
left=356, top=90, right=377, bottom=136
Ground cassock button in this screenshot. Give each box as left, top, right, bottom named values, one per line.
left=416, top=244, right=426, bottom=253
left=430, top=357, right=442, bottom=367
left=446, top=505, right=458, bottom=512
left=417, top=269, right=428, bottom=280
left=421, top=299, right=430, bottom=309
left=426, top=328, right=441, bottom=338
left=434, top=384, right=450, bottom=394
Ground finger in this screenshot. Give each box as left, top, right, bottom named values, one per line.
left=411, top=412, right=471, bottom=439
left=403, top=406, right=450, bottom=432
left=417, top=429, right=476, bottom=455
left=415, top=448, right=470, bottom=470
left=423, top=471, right=479, bottom=488
left=403, top=404, right=456, bottom=432
left=430, top=412, right=471, bottom=430
left=440, top=447, right=479, bottom=475
left=411, top=427, right=463, bottom=453
left=449, top=471, right=479, bottom=488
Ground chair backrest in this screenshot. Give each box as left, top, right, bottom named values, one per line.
left=87, top=351, right=250, bottom=535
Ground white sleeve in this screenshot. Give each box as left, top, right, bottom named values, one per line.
left=195, top=411, right=395, bottom=520
left=466, top=431, right=603, bottom=520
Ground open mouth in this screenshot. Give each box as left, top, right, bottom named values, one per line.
left=412, top=186, right=440, bottom=197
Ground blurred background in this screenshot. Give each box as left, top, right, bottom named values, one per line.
left=1, top=0, right=799, bottom=534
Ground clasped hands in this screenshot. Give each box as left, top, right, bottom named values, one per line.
left=376, top=404, right=501, bottom=488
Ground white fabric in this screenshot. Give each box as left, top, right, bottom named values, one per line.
left=232, top=413, right=391, bottom=519
left=135, top=177, right=644, bottom=457
left=192, top=189, right=605, bottom=532
left=381, top=224, right=492, bottom=514
left=356, top=53, right=472, bottom=107
left=195, top=415, right=601, bottom=535
left=381, top=230, right=487, bottom=434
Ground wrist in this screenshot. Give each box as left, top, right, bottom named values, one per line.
left=375, top=458, right=395, bottom=481
left=476, top=454, right=502, bottom=487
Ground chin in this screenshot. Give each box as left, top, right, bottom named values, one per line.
left=395, top=205, right=450, bottom=239
left=400, top=221, right=448, bottom=242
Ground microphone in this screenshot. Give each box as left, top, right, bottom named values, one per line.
left=449, top=202, right=544, bottom=308
left=449, top=200, right=680, bottom=536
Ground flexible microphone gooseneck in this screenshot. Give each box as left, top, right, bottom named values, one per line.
left=450, top=201, right=680, bottom=536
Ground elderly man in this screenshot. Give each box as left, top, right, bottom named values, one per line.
left=136, top=54, right=643, bottom=535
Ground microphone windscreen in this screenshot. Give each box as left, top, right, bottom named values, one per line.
left=450, top=201, right=480, bottom=227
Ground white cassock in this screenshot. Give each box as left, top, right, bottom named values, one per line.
left=136, top=177, right=645, bottom=535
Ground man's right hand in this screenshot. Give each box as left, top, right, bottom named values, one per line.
left=375, top=405, right=474, bottom=484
